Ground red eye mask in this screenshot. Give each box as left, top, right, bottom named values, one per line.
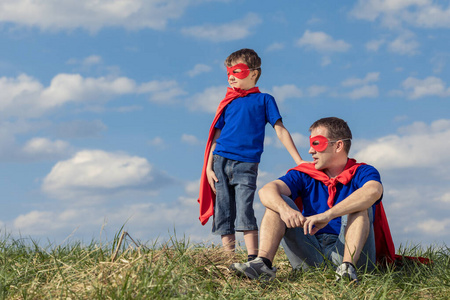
left=227, top=63, right=251, bottom=79
left=310, top=135, right=331, bottom=152
left=310, top=135, right=351, bottom=152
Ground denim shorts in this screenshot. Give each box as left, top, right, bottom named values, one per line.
left=280, top=195, right=377, bottom=270
left=211, top=154, right=259, bottom=235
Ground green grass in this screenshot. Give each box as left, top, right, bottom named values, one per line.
left=0, top=231, right=448, bottom=299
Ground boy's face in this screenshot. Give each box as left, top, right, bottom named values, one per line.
left=227, top=60, right=258, bottom=90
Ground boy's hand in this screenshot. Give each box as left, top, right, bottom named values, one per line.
left=206, top=168, right=218, bottom=193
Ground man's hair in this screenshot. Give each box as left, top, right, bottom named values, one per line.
left=309, top=117, right=352, bottom=154
left=224, top=48, right=262, bottom=83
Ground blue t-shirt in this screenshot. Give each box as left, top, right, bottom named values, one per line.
left=279, top=164, right=382, bottom=235
left=213, top=92, right=281, bottom=163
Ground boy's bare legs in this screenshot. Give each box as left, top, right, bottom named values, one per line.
left=243, top=230, right=258, bottom=256
left=343, top=210, right=370, bottom=265
left=257, top=209, right=286, bottom=262
left=221, top=234, right=236, bottom=252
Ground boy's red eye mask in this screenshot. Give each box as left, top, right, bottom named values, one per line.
left=227, top=63, right=251, bottom=79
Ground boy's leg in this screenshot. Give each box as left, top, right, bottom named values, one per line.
left=243, top=230, right=258, bottom=256
left=222, top=234, right=236, bottom=252
left=211, top=155, right=236, bottom=245
left=231, top=160, right=259, bottom=254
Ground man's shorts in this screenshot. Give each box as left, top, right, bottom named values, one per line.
left=280, top=195, right=377, bottom=270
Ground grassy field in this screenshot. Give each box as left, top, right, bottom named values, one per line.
left=0, top=231, right=448, bottom=299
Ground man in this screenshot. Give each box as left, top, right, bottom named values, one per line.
left=230, top=117, right=384, bottom=282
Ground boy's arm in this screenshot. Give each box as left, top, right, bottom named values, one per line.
left=206, top=129, right=221, bottom=193
left=274, top=120, right=305, bottom=165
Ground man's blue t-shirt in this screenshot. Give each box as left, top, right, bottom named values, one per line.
left=279, top=164, right=382, bottom=235
left=213, top=92, right=281, bottom=163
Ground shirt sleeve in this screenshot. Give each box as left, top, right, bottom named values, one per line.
left=353, top=164, right=383, bottom=203
left=214, top=111, right=225, bottom=130
left=265, top=94, right=282, bottom=127
left=278, top=170, right=305, bottom=200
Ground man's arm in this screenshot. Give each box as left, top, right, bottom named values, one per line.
left=273, top=120, right=305, bottom=165
left=304, top=180, right=383, bottom=235
left=258, top=179, right=306, bottom=228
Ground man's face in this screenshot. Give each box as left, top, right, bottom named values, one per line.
left=227, top=60, right=257, bottom=90
left=309, top=126, right=337, bottom=171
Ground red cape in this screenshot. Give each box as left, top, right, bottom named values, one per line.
left=198, top=87, right=261, bottom=225
left=289, top=159, right=397, bottom=264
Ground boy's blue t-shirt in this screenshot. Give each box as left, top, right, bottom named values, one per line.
left=213, top=92, right=281, bottom=163
left=278, top=164, right=382, bottom=235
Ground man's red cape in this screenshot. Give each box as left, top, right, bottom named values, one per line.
left=198, top=87, right=261, bottom=225
left=289, top=159, right=430, bottom=265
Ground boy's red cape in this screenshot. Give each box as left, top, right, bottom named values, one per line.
left=198, top=87, right=261, bottom=225
left=290, top=159, right=430, bottom=265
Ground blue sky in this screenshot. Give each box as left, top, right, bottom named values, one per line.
left=0, top=0, right=449, bottom=248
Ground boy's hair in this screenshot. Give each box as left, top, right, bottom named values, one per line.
left=224, top=48, right=262, bottom=83
left=309, top=117, right=352, bottom=154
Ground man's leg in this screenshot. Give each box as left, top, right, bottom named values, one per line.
left=343, top=209, right=370, bottom=265
left=333, top=208, right=376, bottom=282
left=257, top=208, right=287, bottom=261
left=229, top=208, right=283, bottom=281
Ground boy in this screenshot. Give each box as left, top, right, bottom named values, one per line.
left=198, top=48, right=304, bottom=260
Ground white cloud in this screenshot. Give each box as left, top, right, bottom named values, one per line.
left=366, top=39, right=386, bottom=51
left=181, top=13, right=262, bottom=42
left=148, top=136, right=166, bottom=148
left=307, top=85, right=328, bottom=97
left=42, top=150, right=169, bottom=200
left=354, top=119, right=450, bottom=169
left=22, top=137, right=72, bottom=159
left=388, top=32, right=419, bottom=56
left=341, top=72, right=380, bottom=87
left=187, top=85, right=227, bottom=113
left=187, top=64, right=212, bottom=77
left=321, top=56, right=332, bottom=67
left=138, top=80, right=187, bottom=103
left=401, top=76, right=450, bottom=99
left=52, top=120, right=107, bottom=138
left=0, top=73, right=186, bottom=118
left=0, top=0, right=190, bottom=32
left=347, top=85, right=379, bottom=99
left=271, top=85, right=303, bottom=102
left=351, top=0, right=450, bottom=29
left=181, top=134, right=201, bottom=145
left=266, top=42, right=285, bottom=52
left=297, top=30, right=351, bottom=53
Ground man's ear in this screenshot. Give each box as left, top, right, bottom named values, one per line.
left=335, top=140, right=345, bottom=153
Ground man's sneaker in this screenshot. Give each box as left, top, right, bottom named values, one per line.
left=230, top=257, right=277, bottom=281
left=335, top=262, right=359, bottom=283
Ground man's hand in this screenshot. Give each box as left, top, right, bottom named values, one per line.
left=280, top=207, right=306, bottom=228
left=206, top=168, right=218, bottom=193
left=303, top=212, right=331, bottom=235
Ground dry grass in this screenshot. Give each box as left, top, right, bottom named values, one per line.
left=0, top=232, right=448, bottom=299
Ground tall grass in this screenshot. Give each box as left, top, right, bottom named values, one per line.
left=0, top=230, right=448, bottom=299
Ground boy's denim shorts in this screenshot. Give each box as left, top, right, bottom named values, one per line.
left=280, top=195, right=377, bottom=270
left=211, top=154, right=259, bottom=235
